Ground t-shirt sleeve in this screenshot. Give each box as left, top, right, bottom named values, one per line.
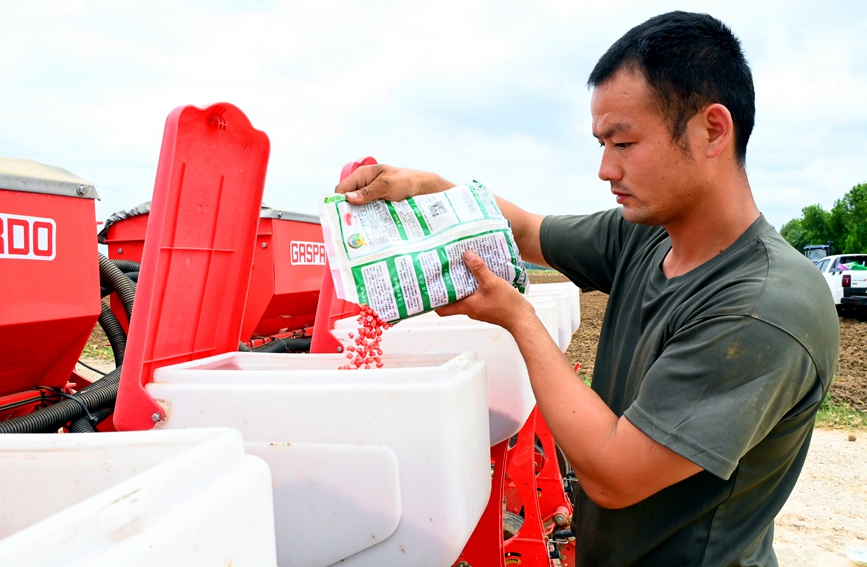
left=540, top=208, right=627, bottom=293
left=623, top=315, right=819, bottom=480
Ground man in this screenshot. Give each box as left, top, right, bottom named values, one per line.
left=335, top=11, right=839, bottom=566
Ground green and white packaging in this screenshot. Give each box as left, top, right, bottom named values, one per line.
left=319, top=181, right=528, bottom=322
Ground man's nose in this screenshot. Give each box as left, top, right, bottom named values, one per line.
left=598, top=148, right=622, bottom=182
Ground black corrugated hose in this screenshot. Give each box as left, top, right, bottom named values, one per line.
left=99, top=254, right=136, bottom=324
left=98, top=303, right=127, bottom=366
left=69, top=408, right=114, bottom=433
left=0, top=368, right=121, bottom=434
left=111, top=259, right=141, bottom=273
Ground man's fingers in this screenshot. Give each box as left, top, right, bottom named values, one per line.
left=435, top=298, right=466, bottom=318
left=434, top=253, right=487, bottom=319
left=334, top=165, right=452, bottom=205
left=349, top=176, right=393, bottom=204
left=334, top=164, right=385, bottom=203
left=463, top=250, right=494, bottom=285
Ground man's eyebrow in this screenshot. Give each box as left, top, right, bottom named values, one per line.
left=593, top=122, right=632, bottom=140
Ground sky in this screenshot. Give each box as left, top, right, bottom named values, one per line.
left=1, top=0, right=865, bottom=233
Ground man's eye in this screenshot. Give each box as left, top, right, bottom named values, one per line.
left=615, top=143, right=631, bottom=150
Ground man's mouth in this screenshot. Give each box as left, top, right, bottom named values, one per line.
left=611, top=188, right=631, bottom=205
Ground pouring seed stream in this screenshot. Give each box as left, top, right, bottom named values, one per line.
left=338, top=304, right=391, bottom=370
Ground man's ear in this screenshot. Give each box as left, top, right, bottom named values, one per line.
left=704, top=103, right=734, bottom=160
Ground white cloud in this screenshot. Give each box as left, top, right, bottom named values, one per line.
left=0, top=0, right=863, bottom=233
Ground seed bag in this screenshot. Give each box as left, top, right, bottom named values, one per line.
left=319, top=181, right=528, bottom=322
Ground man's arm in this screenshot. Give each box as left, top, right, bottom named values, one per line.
left=494, top=197, right=548, bottom=268
left=334, top=164, right=549, bottom=267
left=437, top=251, right=703, bottom=509
left=334, top=164, right=700, bottom=506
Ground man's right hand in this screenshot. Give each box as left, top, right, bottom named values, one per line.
left=334, top=164, right=456, bottom=205
left=335, top=162, right=549, bottom=267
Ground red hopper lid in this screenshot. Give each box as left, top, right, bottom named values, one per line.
left=114, top=103, right=270, bottom=431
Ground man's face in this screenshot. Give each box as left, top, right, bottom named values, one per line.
left=591, top=69, right=702, bottom=227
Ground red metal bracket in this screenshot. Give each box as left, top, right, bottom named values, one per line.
left=452, top=440, right=508, bottom=567
left=502, top=410, right=552, bottom=566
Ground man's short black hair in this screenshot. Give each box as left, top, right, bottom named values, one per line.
left=588, top=11, right=755, bottom=164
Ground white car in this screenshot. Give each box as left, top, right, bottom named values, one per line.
left=815, top=254, right=867, bottom=313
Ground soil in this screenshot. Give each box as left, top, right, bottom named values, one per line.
left=77, top=321, right=116, bottom=381
left=833, top=313, right=867, bottom=412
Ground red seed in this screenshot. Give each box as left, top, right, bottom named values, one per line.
left=338, top=305, right=393, bottom=370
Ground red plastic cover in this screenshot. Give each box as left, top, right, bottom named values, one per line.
left=114, top=103, right=270, bottom=431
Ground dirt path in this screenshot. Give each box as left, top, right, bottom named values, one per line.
left=530, top=272, right=867, bottom=565
left=774, top=429, right=867, bottom=566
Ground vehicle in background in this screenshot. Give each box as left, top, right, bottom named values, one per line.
left=804, top=243, right=836, bottom=264
left=816, top=254, right=867, bottom=315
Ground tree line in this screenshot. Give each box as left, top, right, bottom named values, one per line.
left=780, top=182, right=867, bottom=254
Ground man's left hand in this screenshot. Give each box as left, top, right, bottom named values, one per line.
left=436, top=250, right=534, bottom=331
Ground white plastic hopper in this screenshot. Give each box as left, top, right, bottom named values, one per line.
left=526, top=283, right=581, bottom=351
left=148, top=350, right=491, bottom=567
left=529, top=281, right=581, bottom=333
left=0, top=428, right=276, bottom=567
left=332, top=313, right=540, bottom=445
left=525, top=294, right=560, bottom=343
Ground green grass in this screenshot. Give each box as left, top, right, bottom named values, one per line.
left=526, top=268, right=555, bottom=275
left=816, top=396, right=867, bottom=429
left=81, top=343, right=115, bottom=362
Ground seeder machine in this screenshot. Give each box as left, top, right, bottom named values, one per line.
left=0, top=103, right=580, bottom=567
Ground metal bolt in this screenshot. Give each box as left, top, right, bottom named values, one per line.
left=276, top=211, right=283, bottom=219
left=151, top=413, right=161, bottom=423
left=261, top=242, right=268, bottom=248
left=336, top=346, right=343, bottom=353
left=117, top=248, right=123, bottom=254
left=457, top=562, right=471, bottom=567
left=76, top=184, right=88, bottom=196
left=554, top=513, right=568, bottom=526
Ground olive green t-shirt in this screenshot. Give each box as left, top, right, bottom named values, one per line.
left=540, top=210, right=839, bottom=567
